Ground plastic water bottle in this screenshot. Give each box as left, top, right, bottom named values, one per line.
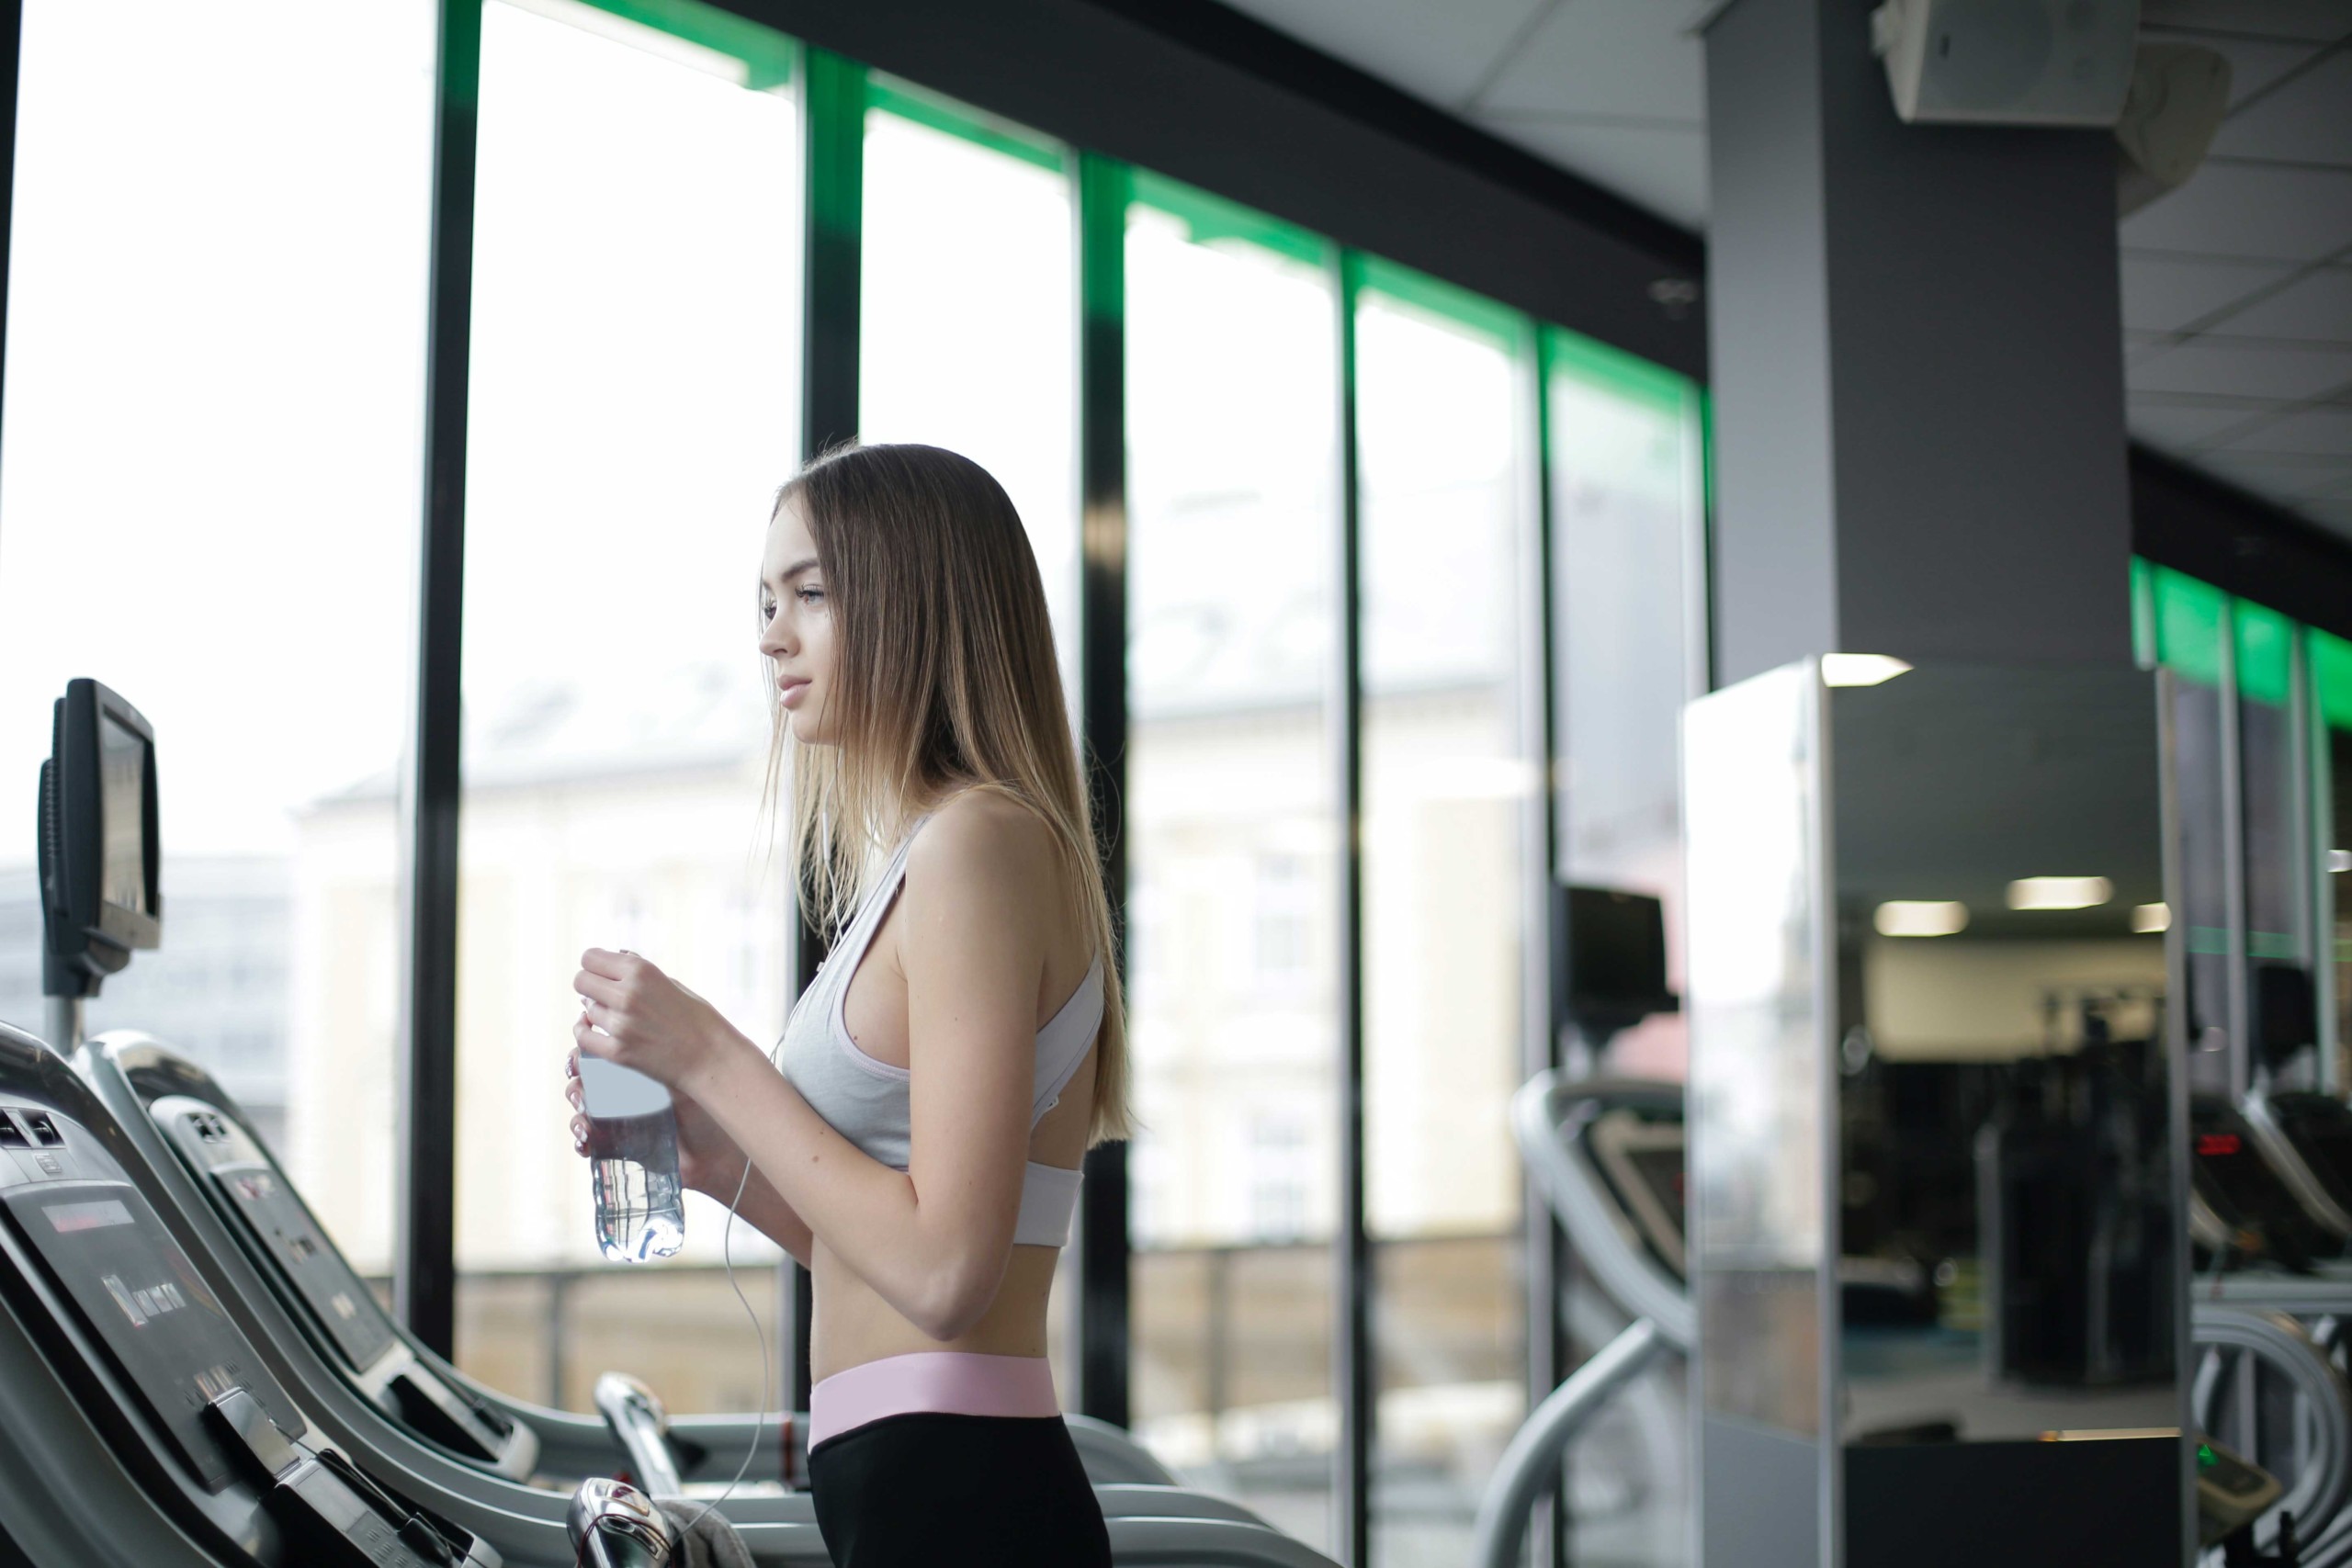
left=578, top=1055, right=685, bottom=1263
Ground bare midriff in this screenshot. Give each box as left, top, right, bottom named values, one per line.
left=809, top=1049, right=1096, bottom=1383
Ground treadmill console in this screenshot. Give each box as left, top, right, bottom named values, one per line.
left=145, top=1085, right=521, bottom=1471
left=2190, top=1098, right=2343, bottom=1270
left=0, top=1032, right=499, bottom=1567
left=163, top=1103, right=395, bottom=1373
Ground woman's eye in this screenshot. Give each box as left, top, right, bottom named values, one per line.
left=797, top=586, right=825, bottom=605
left=758, top=600, right=776, bottom=623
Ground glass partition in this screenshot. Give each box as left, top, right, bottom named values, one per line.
left=451, top=0, right=801, bottom=1412
left=1123, top=174, right=1339, bottom=1551
left=1354, top=262, right=1528, bottom=1567
left=0, top=0, right=438, bottom=1267
left=859, top=81, right=1080, bottom=701
left=2322, top=631, right=2352, bottom=1088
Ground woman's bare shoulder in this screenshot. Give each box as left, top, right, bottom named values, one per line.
left=903, top=789, right=1060, bottom=906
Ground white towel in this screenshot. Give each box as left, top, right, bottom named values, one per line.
left=651, top=1498, right=756, bottom=1568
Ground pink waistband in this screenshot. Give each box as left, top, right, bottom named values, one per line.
left=808, top=1351, right=1060, bottom=1450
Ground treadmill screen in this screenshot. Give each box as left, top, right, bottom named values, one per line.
left=6, top=1183, right=298, bottom=1492
left=212, top=1166, right=393, bottom=1371
left=2196, top=1130, right=2301, bottom=1224
left=97, top=714, right=149, bottom=918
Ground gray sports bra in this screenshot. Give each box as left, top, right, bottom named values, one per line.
left=777, top=818, right=1103, bottom=1248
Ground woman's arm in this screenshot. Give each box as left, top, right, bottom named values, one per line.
left=575, top=798, right=1049, bottom=1341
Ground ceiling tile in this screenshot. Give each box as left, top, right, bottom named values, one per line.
left=1476, top=0, right=1706, bottom=122
left=2128, top=400, right=2268, bottom=448
left=1213, top=0, right=1555, bottom=110
left=2209, top=50, right=2352, bottom=166
left=2120, top=253, right=2298, bottom=332
left=2139, top=28, right=2324, bottom=107
left=1478, top=115, right=1707, bottom=228
left=2214, top=265, right=2352, bottom=341
left=2137, top=0, right=2352, bottom=41
left=2219, top=403, right=2352, bottom=455
left=2196, top=455, right=2352, bottom=497
left=2121, top=164, right=2352, bottom=262
left=2129, top=339, right=2352, bottom=399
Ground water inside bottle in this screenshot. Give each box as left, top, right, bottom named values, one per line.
left=579, top=1057, right=685, bottom=1263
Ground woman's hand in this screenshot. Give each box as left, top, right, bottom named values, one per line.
left=571, top=948, right=756, bottom=1099
left=564, top=1051, right=755, bottom=1201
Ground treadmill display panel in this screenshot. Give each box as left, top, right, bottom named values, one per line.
left=2196, top=1126, right=2301, bottom=1227
left=5, top=1181, right=299, bottom=1491
left=211, top=1164, right=393, bottom=1372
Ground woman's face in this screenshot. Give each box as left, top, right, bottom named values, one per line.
left=758, top=498, right=839, bottom=746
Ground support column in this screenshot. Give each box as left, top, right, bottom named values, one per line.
left=1704, top=0, right=2133, bottom=686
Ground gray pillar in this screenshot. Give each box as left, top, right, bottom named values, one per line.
left=1705, top=0, right=2132, bottom=687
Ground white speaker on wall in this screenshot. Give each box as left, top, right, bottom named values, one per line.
left=1869, top=0, right=2141, bottom=126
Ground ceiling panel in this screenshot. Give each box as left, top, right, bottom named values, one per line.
left=1215, top=0, right=1552, bottom=109
left=2220, top=403, right=2352, bottom=456
left=2195, top=454, right=2352, bottom=498
left=2218, top=265, right=2352, bottom=341
left=2139, top=28, right=2325, bottom=107
left=2128, top=339, right=2352, bottom=400
left=2136, top=0, right=2352, bottom=41
left=1478, top=116, right=1709, bottom=228
left=2126, top=400, right=2270, bottom=447
left=2118, top=252, right=2298, bottom=332
left=1200, top=0, right=2352, bottom=537
left=1476, top=0, right=1707, bottom=122
left=2120, top=164, right=2352, bottom=263
left=2207, top=49, right=2352, bottom=166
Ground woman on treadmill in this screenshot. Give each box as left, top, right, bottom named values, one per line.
left=562, top=442, right=1128, bottom=1567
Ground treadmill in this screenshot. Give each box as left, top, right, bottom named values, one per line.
left=0, top=1015, right=531, bottom=1567
left=79, top=1032, right=1183, bottom=1468
left=62, top=1029, right=1363, bottom=1566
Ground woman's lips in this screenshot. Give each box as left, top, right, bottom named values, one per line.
left=778, top=679, right=811, bottom=708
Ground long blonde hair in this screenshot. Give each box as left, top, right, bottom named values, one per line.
left=761, top=443, right=1132, bottom=1145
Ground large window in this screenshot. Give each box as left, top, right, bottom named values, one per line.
left=445, top=0, right=802, bottom=1414
left=1544, top=330, right=1707, bottom=1567
left=2139, top=565, right=2347, bottom=1105
left=1124, top=176, right=1340, bottom=1550
left=860, top=82, right=1080, bottom=700
left=0, top=0, right=438, bottom=1265
left=1354, top=264, right=1528, bottom=1568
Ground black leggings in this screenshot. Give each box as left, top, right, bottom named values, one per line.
left=808, top=1412, right=1113, bottom=1567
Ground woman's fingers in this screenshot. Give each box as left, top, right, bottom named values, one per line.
left=573, top=971, right=625, bottom=1009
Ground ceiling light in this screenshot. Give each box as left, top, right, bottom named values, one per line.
left=2332, top=850, right=2352, bottom=874
left=2007, top=876, right=2113, bottom=911
left=2132, top=903, right=2170, bottom=933
left=1875, top=900, right=1968, bottom=937
left=1822, top=654, right=1912, bottom=687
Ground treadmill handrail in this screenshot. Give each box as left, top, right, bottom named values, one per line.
left=1512, top=1071, right=1696, bottom=1349
left=1469, top=1317, right=1670, bottom=1568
